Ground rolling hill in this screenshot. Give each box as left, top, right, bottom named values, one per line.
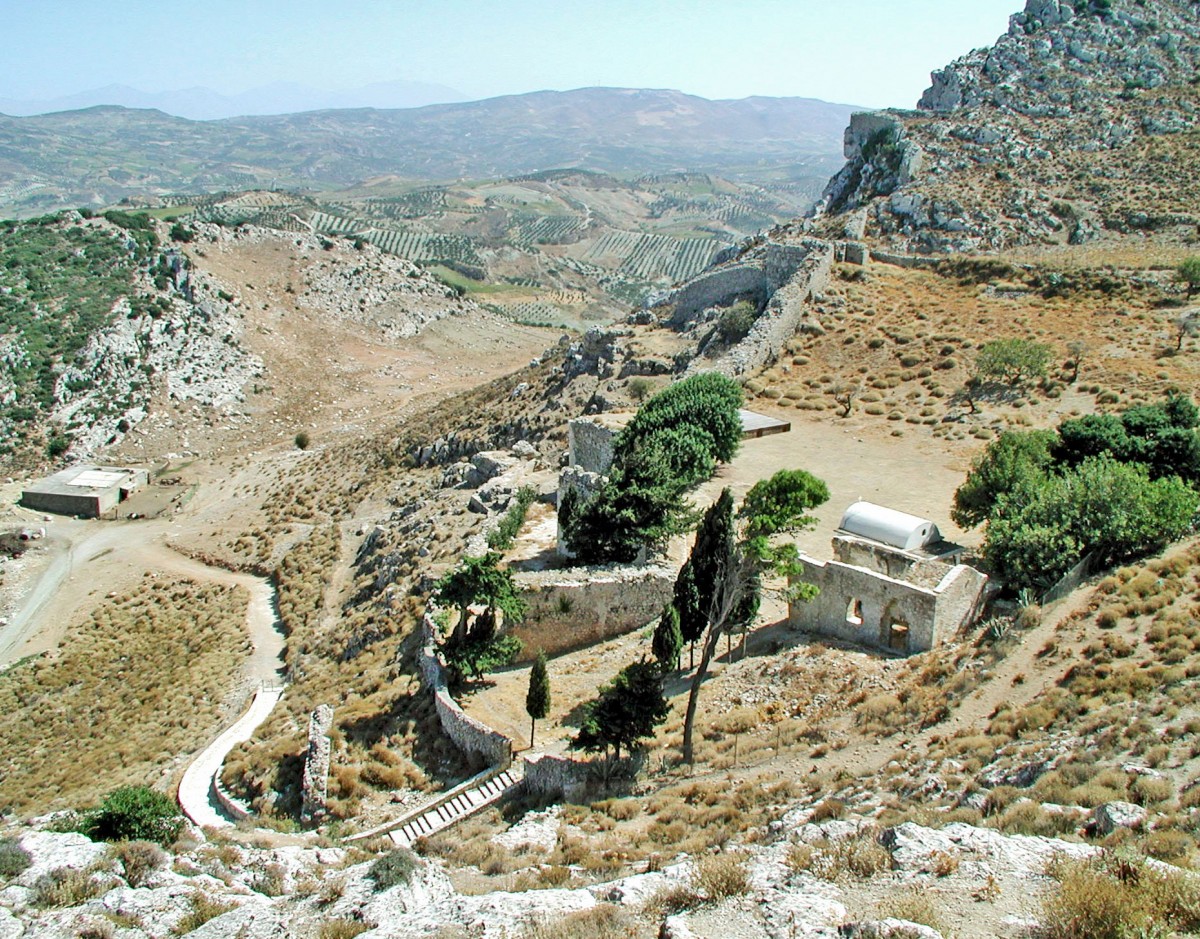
left=0, top=87, right=859, bottom=218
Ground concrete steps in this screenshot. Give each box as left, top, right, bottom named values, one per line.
left=389, top=768, right=521, bottom=847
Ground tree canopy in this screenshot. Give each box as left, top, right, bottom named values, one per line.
left=571, top=658, right=669, bottom=762
left=565, top=372, right=743, bottom=564
left=955, top=395, right=1200, bottom=591
left=974, top=338, right=1054, bottom=386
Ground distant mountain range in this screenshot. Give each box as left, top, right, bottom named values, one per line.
left=0, top=87, right=861, bottom=217
left=0, top=80, right=468, bottom=121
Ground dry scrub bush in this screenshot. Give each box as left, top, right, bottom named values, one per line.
left=32, top=867, right=106, bottom=907
left=109, top=841, right=165, bottom=887
left=0, top=578, right=245, bottom=814
left=878, top=887, right=950, bottom=935
left=519, top=904, right=635, bottom=939
left=173, top=892, right=236, bottom=934
left=1039, top=851, right=1200, bottom=939
left=804, top=831, right=892, bottom=882
left=318, top=920, right=373, bottom=939
left=0, top=838, right=31, bottom=879
left=693, top=852, right=751, bottom=900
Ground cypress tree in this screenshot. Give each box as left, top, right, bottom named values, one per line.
left=652, top=602, right=684, bottom=674
left=525, top=651, right=551, bottom=748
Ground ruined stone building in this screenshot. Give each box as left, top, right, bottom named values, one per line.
left=789, top=501, right=987, bottom=655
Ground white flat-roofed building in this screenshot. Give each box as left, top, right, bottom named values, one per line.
left=21, top=465, right=149, bottom=518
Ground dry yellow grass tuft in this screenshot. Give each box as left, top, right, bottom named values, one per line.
left=0, top=578, right=246, bottom=815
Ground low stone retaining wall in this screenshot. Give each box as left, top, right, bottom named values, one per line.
left=212, top=778, right=252, bottom=822
left=523, top=750, right=645, bottom=801
left=510, top=564, right=674, bottom=661
left=419, top=609, right=514, bottom=768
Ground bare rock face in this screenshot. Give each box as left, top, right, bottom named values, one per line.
left=814, top=0, right=1200, bottom=253
left=1093, top=800, right=1148, bottom=835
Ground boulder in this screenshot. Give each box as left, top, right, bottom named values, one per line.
left=1093, top=802, right=1148, bottom=836
left=14, top=832, right=107, bottom=887
left=840, top=920, right=944, bottom=939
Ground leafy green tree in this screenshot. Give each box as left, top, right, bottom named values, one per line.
left=1177, top=257, right=1200, bottom=300
left=433, top=553, right=526, bottom=681
left=983, top=456, right=1199, bottom=590
left=571, top=658, right=669, bottom=764
left=673, top=558, right=705, bottom=669
left=615, top=372, right=743, bottom=465
left=975, top=338, right=1054, bottom=386
left=82, top=786, right=183, bottom=846
left=952, top=430, right=1057, bottom=529
left=525, top=652, right=551, bottom=748
left=566, top=374, right=742, bottom=564
left=651, top=602, right=684, bottom=674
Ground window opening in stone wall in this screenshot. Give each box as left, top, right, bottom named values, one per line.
left=846, top=598, right=863, bottom=626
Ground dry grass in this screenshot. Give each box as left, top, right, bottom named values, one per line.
left=1039, top=851, right=1200, bottom=939
left=0, top=578, right=245, bottom=814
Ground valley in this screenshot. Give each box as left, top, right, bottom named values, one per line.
left=3, top=2, right=1200, bottom=938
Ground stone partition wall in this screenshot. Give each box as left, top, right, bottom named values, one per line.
left=300, top=705, right=334, bottom=825
left=418, top=610, right=514, bottom=768
left=510, top=564, right=675, bottom=661
left=523, top=750, right=645, bottom=801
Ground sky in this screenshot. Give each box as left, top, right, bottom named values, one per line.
left=0, top=1, right=1021, bottom=111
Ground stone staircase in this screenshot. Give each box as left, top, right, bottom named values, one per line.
left=387, top=765, right=523, bottom=847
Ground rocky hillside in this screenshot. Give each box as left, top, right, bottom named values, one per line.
left=0, top=213, right=485, bottom=471
left=813, top=0, right=1200, bottom=253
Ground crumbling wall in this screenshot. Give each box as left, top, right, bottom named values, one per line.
left=510, top=564, right=674, bottom=661
left=791, top=555, right=941, bottom=652
left=300, top=705, right=334, bottom=825
left=418, top=610, right=514, bottom=767
left=568, top=419, right=618, bottom=475
left=932, top=564, right=990, bottom=642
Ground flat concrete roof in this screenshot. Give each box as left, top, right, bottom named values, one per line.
left=739, top=409, right=791, bottom=437
left=24, top=465, right=143, bottom=498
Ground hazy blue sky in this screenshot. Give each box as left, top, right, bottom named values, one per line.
left=2, top=1, right=1020, bottom=109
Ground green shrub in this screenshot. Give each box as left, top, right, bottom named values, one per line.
left=487, top=486, right=537, bottom=551
left=367, top=848, right=417, bottom=891
left=81, top=786, right=183, bottom=846
left=294, top=431, right=311, bottom=450
left=0, top=838, right=32, bottom=879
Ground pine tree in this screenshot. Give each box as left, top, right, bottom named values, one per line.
left=525, top=651, right=551, bottom=748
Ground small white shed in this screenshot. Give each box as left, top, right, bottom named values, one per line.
left=838, top=501, right=941, bottom=552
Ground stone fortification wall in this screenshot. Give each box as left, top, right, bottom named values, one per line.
left=664, top=264, right=773, bottom=326
left=418, top=609, right=514, bottom=767
left=522, top=753, right=594, bottom=802
left=523, top=750, right=645, bottom=801
left=694, top=239, right=835, bottom=379
left=300, top=705, right=334, bottom=825
left=510, top=564, right=674, bottom=661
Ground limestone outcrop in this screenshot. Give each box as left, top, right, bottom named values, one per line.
left=813, top=0, right=1200, bottom=253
